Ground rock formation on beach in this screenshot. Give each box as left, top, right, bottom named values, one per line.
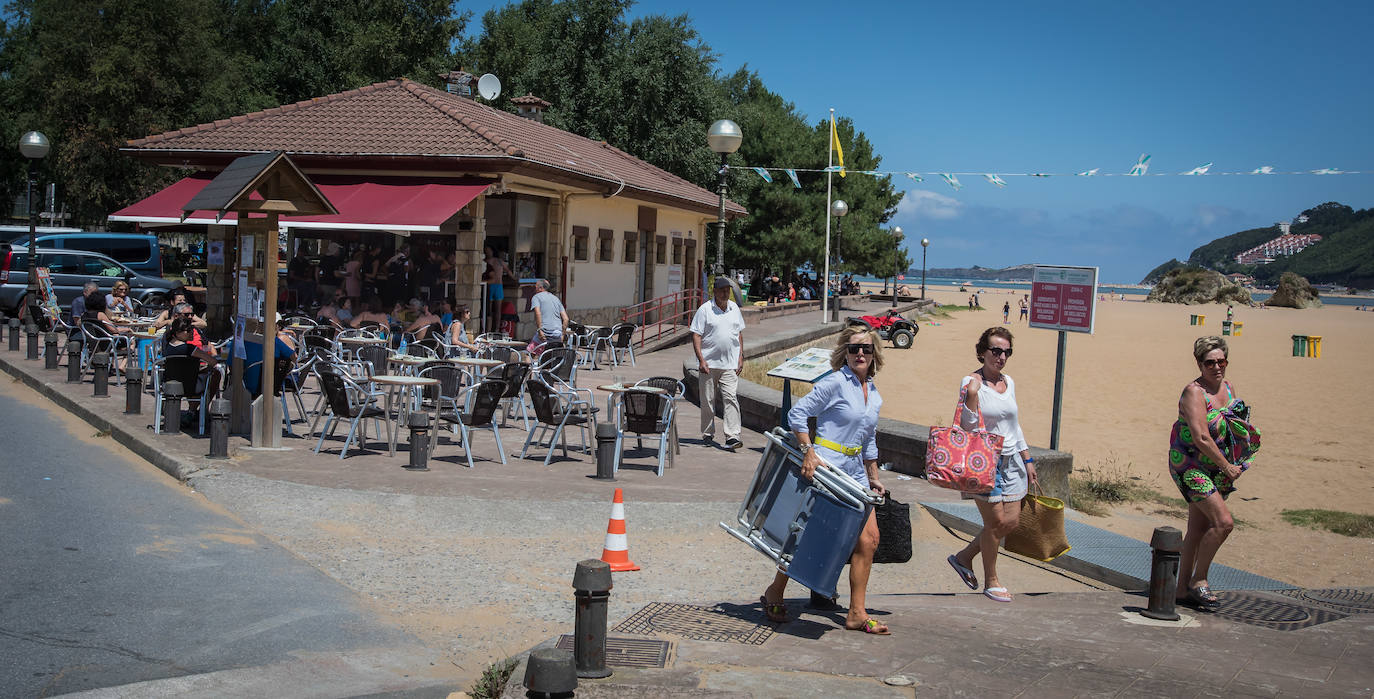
left=1266, top=272, right=1322, bottom=308
left=1145, top=268, right=1252, bottom=305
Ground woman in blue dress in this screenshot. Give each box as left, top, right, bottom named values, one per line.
left=759, top=325, right=890, bottom=634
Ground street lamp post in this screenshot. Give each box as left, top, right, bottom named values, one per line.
left=891, top=226, right=903, bottom=309
left=920, top=237, right=930, bottom=300
left=829, top=199, right=847, bottom=322
left=19, top=131, right=50, bottom=324
left=706, top=119, right=742, bottom=276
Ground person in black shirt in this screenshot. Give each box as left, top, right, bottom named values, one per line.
left=287, top=248, right=316, bottom=309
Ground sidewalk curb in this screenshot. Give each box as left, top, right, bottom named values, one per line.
left=0, top=353, right=207, bottom=484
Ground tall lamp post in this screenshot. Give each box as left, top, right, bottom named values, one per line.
left=706, top=119, right=742, bottom=277
left=829, top=199, right=848, bottom=322
left=890, top=226, right=903, bottom=309
left=19, top=131, right=50, bottom=323
left=920, top=237, right=930, bottom=300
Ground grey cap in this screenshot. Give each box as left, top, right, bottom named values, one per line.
left=713, top=276, right=732, bottom=289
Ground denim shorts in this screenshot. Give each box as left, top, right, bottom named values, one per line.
left=962, top=453, right=1028, bottom=503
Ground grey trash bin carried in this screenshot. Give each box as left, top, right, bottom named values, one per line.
left=719, top=427, right=883, bottom=599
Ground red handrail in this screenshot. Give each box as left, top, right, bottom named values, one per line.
left=621, top=288, right=703, bottom=348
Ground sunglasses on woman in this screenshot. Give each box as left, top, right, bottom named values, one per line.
left=987, top=347, right=1013, bottom=358
left=1202, top=358, right=1228, bottom=368
left=846, top=344, right=874, bottom=355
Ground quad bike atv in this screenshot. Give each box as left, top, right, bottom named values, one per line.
left=847, top=310, right=918, bottom=349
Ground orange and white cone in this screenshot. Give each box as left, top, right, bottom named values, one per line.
left=600, top=488, right=640, bottom=572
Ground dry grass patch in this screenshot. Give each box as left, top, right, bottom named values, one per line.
left=1281, top=509, right=1374, bottom=538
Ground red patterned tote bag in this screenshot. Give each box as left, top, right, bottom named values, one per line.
left=925, top=383, right=1003, bottom=493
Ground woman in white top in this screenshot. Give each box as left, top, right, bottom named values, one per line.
left=946, top=326, right=1036, bottom=604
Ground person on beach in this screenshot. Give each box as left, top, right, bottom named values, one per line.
left=761, top=324, right=889, bottom=634
left=1002, top=301, right=1011, bottom=323
left=1168, top=336, right=1260, bottom=612
left=946, top=327, right=1034, bottom=604
left=691, top=277, right=745, bottom=451
left=1019, top=295, right=1028, bottom=322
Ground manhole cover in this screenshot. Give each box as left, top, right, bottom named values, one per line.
left=554, top=635, right=673, bottom=669
left=1278, top=588, right=1374, bottom=615
left=1214, top=592, right=1347, bottom=631
left=613, top=602, right=774, bottom=645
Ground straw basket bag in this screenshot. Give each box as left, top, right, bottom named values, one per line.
left=1003, top=486, right=1071, bottom=561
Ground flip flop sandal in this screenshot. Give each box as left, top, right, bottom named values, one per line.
left=947, top=555, right=978, bottom=590
left=983, top=586, right=1012, bottom=603
left=847, top=618, right=891, bottom=635
left=760, top=595, right=789, bottom=623
left=1183, top=585, right=1221, bottom=612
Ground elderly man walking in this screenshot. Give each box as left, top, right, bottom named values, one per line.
left=529, top=279, right=568, bottom=347
left=691, top=277, right=746, bottom=450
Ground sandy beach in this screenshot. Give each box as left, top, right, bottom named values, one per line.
left=864, top=285, right=1374, bottom=588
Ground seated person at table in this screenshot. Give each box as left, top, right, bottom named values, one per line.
left=349, top=298, right=390, bottom=330
left=316, top=289, right=349, bottom=327
left=153, top=291, right=207, bottom=330
left=69, top=281, right=100, bottom=323
left=161, top=316, right=220, bottom=397
left=82, top=294, right=132, bottom=337
left=403, top=299, right=444, bottom=340
left=446, top=305, right=478, bottom=353
left=105, top=281, right=135, bottom=316
left=275, top=314, right=298, bottom=353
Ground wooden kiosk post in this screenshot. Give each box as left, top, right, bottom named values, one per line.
left=180, top=152, right=336, bottom=448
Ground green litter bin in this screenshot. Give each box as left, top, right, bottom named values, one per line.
left=1291, top=334, right=1308, bottom=357
left=1221, top=320, right=1232, bottom=336
left=1189, top=314, right=1198, bottom=325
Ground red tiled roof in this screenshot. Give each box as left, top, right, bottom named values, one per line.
left=125, top=79, right=745, bottom=217
left=510, top=93, right=551, bottom=108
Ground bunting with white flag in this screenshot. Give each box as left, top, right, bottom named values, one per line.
left=939, top=173, right=963, bottom=191
left=1127, top=154, right=1151, bottom=176
left=983, top=174, right=1008, bottom=188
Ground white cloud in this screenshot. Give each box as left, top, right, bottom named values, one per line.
left=898, top=189, right=963, bottom=221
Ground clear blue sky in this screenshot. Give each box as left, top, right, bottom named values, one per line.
left=460, top=0, right=1374, bottom=283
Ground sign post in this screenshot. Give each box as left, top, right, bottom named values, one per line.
left=1029, top=265, right=1098, bottom=450
left=766, top=347, right=834, bottom=431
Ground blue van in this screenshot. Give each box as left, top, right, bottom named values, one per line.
left=26, top=232, right=163, bottom=277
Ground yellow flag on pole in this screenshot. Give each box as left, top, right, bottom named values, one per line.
left=830, top=114, right=846, bottom=177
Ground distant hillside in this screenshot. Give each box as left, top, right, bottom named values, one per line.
left=1141, top=258, right=1186, bottom=284
left=1146, top=202, right=1374, bottom=290
left=926, top=264, right=1035, bottom=281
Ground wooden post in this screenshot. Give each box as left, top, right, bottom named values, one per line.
left=257, top=213, right=280, bottom=448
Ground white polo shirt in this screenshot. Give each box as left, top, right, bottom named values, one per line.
left=689, top=299, right=745, bottom=369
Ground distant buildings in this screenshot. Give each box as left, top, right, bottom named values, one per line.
left=1234, top=224, right=1322, bottom=265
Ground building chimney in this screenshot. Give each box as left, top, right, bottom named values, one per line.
left=439, top=69, right=475, bottom=98
left=511, top=93, right=551, bottom=123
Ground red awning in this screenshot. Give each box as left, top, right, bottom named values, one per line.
left=109, top=173, right=489, bottom=233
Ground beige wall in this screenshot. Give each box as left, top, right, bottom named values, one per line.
left=564, top=196, right=702, bottom=313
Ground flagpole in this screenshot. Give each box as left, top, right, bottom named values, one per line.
left=822, top=108, right=834, bottom=324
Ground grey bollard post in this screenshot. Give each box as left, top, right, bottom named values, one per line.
left=7, top=318, right=19, bottom=351
left=124, top=366, right=143, bottom=414
left=572, top=559, right=613, bottom=679
left=1141, top=526, right=1183, bottom=621
left=523, top=647, right=577, bottom=698
left=162, top=380, right=184, bottom=434
left=91, top=352, right=110, bottom=396
left=594, top=422, right=617, bottom=480
left=66, top=339, right=84, bottom=383
left=207, top=398, right=231, bottom=459
left=25, top=324, right=39, bottom=360
left=44, top=332, right=60, bottom=369
left=405, top=412, right=430, bottom=471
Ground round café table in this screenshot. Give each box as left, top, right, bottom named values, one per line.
left=449, top=356, right=503, bottom=383
left=370, top=374, right=440, bottom=458
left=130, top=329, right=164, bottom=370
left=387, top=354, right=432, bottom=376
left=596, top=383, right=674, bottom=466
left=339, top=335, right=387, bottom=359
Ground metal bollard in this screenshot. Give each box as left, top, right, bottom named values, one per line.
left=124, top=367, right=143, bottom=414
left=44, top=332, right=60, bottom=369
left=91, top=352, right=110, bottom=397
left=66, top=339, right=84, bottom=383
left=162, top=380, right=184, bottom=434
left=7, top=318, right=19, bottom=351
left=25, top=324, right=39, bottom=360
left=594, top=422, right=618, bottom=480
left=572, top=559, right=613, bottom=679
left=207, top=398, right=231, bottom=459
left=405, top=412, right=430, bottom=471
left=1141, top=526, right=1183, bottom=621
left=523, top=647, right=577, bottom=698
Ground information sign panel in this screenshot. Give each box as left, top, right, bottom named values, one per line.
left=767, top=347, right=834, bottom=383
left=1030, top=265, right=1098, bottom=334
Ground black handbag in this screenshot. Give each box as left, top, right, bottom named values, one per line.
left=872, top=496, right=913, bottom=564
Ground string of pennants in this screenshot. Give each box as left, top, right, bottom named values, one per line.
left=740, top=154, right=1364, bottom=192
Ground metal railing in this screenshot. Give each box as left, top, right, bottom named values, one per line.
left=620, top=288, right=702, bottom=348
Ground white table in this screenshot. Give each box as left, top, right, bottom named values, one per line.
left=371, top=374, right=440, bottom=457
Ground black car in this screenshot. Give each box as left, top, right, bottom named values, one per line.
left=0, top=243, right=178, bottom=320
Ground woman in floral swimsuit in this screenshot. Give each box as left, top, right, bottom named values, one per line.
left=1168, top=336, right=1260, bottom=611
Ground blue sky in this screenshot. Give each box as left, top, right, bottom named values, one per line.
left=461, top=0, right=1374, bottom=282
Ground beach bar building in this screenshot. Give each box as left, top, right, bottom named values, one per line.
left=110, top=77, right=746, bottom=334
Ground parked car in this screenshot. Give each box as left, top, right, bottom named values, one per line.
left=19, top=232, right=163, bottom=277
left=0, top=244, right=177, bottom=321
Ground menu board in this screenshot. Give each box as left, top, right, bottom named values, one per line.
left=1030, top=265, right=1098, bottom=334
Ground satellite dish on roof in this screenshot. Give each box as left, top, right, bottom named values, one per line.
left=477, top=74, right=501, bottom=101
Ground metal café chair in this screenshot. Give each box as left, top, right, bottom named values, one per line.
left=312, top=363, right=390, bottom=459
left=151, top=354, right=220, bottom=435
left=614, top=388, right=674, bottom=477
left=485, top=361, right=532, bottom=429
left=520, top=371, right=597, bottom=466
left=435, top=379, right=508, bottom=468
left=634, top=375, right=684, bottom=456
left=534, top=346, right=580, bottom=387
left=608, top=322, right=637, bottom=366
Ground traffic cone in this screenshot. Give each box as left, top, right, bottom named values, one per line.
left=600, top=488, right=640, bottom=572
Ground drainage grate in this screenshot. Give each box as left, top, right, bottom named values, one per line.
left=554, top=635, right=673, bottom=669
left=1214, top=591, right=1347, bottom=631
left=613, top=602, right=774, bottom=645
left=1277, top=587, right=1374, bottom=615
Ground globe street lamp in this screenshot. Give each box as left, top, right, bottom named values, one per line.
left=19, top=131, right=50, bottom=323
left=706, top=119, right=742, bottom=276
left=829, top=199, right=848, bottom=322
left=920, top=237, right=931, bottom=300
left=891, top=226, right=903, bottom=309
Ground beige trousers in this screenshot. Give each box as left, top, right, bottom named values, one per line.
left=699, top=368, right=741, bottom=441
